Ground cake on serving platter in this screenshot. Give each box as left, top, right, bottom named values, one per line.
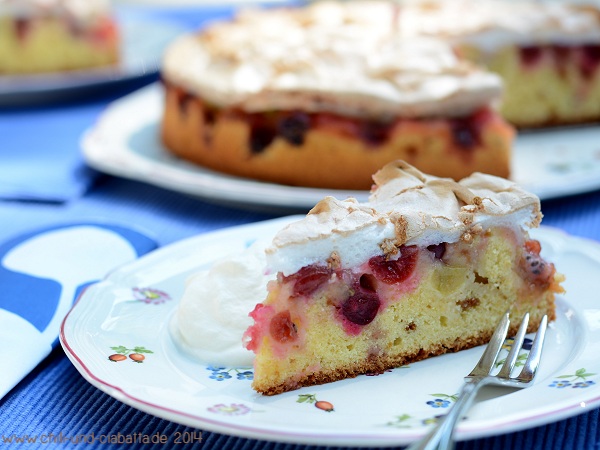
left=243, top=160, right=564, bottom=395
left=160, top=2, right=513, bottom=190
left=397, top=0, right=600, bottom=127
left=0, top=0, right=119, bottom=74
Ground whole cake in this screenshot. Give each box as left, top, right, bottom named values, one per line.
left=398, top=0, right=600, bottom=127
left=243, top=160, right=564, bottom=395
left=160, top=3, right=513, bottom=190
left=0, top=0, right=119, bottom=74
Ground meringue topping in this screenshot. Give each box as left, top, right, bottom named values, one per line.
left=267, top=160, right=541, bottom=276
left=397, top=0, right=600, bottom=52
left=161, top=2, right=502, bottom=119
left=0, top=0, right=111, bottom=21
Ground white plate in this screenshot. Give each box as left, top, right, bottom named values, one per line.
left=0, top=19, right=185, bottom=106
left=61, top=216, right=600, bottom=447
left=81, top=83, right=600, bottom=212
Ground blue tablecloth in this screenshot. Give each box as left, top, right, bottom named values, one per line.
left=1, top=4, right=600, bottom=449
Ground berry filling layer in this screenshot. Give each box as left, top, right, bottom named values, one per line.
left=244, top=229, right=560, bottom=362
left=168, top=83, right=499, bottom=154
left=519, top=44, right=600, bottom=79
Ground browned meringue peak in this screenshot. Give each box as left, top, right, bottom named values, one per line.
left=161, top=2, right=502, bottom=119
left=371, top=160, right=542, bottom=228
left=266, top=161, right=541, bottom=276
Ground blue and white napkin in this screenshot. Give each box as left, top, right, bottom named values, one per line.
left=0, top=222, right=157, bottom=399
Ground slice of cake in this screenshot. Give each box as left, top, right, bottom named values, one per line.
left=160, top=3, right=513, bottom=190
left=0, top=0, right=119, bottom=74
left=398, top=0, right=600, bottom=127
left=243, top=160, right=564, bottom=395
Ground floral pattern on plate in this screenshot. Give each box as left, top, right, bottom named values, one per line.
left=107, top=345, right=154, bottom=364
left=297, top=394, right=335, bottom=412
left=549, top=368, right=597, bottom=389
left=131, top=287, right=171, bottom=305
left=206, top=366, right=254, bottom=382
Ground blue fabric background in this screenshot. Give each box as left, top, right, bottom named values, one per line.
left=1, top=3, right=600, bottom=449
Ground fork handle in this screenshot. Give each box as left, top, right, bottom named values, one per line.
left=406, top=378, right=485, bottom=450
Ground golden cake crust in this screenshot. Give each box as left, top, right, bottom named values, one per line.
left=253, top=318, right=551, bottom=396
left=161, top=83, right=513, bottom=190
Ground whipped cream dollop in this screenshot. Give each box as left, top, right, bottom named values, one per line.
left=170, top=239, right=274, bottom=366
left=0, top=0, right=111, bottom=20
left=267, top=161, right=542, bottom=276
left=162, top=2, right=502, bottom=119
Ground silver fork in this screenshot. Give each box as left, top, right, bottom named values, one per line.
left=406, top=311, right=548, bottom=450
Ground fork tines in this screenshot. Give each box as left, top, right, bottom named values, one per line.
left=468, top=311, right=548, bottom=386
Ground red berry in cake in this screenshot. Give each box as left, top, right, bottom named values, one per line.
left=579, top=44, right=600, bottom=78
left=520, top=240, right=555, bottom=288
left=449, top=108, right=492, bottom=151
left=341, top=289, right=380, bottom=325
left=14, top=18, right=31, bottom=42
left=360, top=120, right=392, bottom=146
left=175, top=88, right=194, bottom=115
left=520, top=46, right=544, bottom=67
left=270, top=311, right=298, bottom=343
left=250, top=123, right=276, bottom=153
left=551, top=45, right=571, bottom=67
left=205, top=107, right=217, bottom=125
left=91, top=17, right=118, bottom=44
left=523, top=254, right=553, bottom=278
left=368, top=246, right=418, bottom=284
left=524, top=239, right=542, bottom=254
left=427, top=243, right=446, bottom=260
left=450, top=115, right=481, bottom=150
left=278, top=112, right=311, bottom=146
left=287, top=265, right=332, bottom=297
left=359, top=273, right=377, bottom=292
left=314, top=113, right=362, bottom=139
